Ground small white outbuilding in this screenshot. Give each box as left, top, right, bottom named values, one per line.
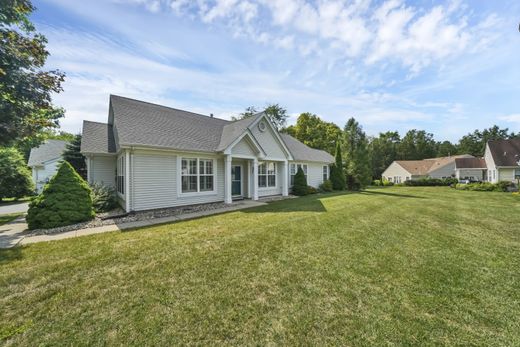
left=27, top=140, right=68, bottom=193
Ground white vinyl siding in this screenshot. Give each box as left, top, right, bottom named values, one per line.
left=258, top=162, right=283, bottom=197
left=231, top=137, right=257, bottom=156
left=132, top=150, right=224, bottom=211
left=382, top=162, right=411, bottom=184
left=90, top=156, right=116, bottom=189
left=32, top=158, right=61, bottom=193
left=250, top=120, right=286, bottom=159
left=498, top=168, right=515, bottom=182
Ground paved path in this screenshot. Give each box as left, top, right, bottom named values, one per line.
left=0, top=200, right=266, bottom=249
left=0, top=202, right=29, bottom=215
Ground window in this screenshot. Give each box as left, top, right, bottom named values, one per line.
left=290, top=163, right=307, bottom=186
left=181, top=158, right=214, bottom=193
left=117, top=155, right=125, bottom=195
left=259, top=162, right=276, bottom=188
left=394, top=176, right=401, bottom=184
left=323, top=165, right=328, bottom=181
left=515, top=169, right=520, bottom=179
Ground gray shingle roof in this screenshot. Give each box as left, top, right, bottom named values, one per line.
left=28, top=140, right=68, bottom=166
left=81, top=95, right=334, bottom=163
left=111, top=95, right=228, bottom=152
left=81, top=121, right=116, bottom=154
left=216, top=113, right=263, bottom=151
left=488, top=139, right=520, bottom=167
left=280, top=134, right=334, bottom=163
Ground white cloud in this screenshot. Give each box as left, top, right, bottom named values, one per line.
left=499, top=114, right=520, bottom=123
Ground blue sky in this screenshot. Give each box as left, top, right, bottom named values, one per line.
left=33, top=0, right=520, bottom=142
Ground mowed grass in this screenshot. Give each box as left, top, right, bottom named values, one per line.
left=1, top=187, right=519, bottom=345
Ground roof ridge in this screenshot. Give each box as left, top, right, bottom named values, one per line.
left=84, top=120, right=110, bottom=125
left=110, top=94, right=230, bottom=123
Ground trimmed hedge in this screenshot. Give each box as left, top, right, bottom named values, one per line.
left=319, top=180, right=333, bottom=192
left=456, top=181, right=514, bottom=192
left=27, top=161, right=95, bottom=229
left=403, top=178, right=458, bottom=187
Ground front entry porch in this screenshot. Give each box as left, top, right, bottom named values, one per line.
left=224, top=154, right=289, bottom=204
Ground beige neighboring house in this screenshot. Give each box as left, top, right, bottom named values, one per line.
left=28, top=140, right=68, bottom=193
left=382, top=155, right=473, bottom=183
left=455, top=139, right=520, bottom=183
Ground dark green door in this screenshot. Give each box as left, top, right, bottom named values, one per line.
left=232, top=165, right=242, bottom=196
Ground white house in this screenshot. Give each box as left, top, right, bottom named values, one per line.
left=455, top=139, right=520, bottom=183
left=382, top=155, right=473, bottom=183
left=81, top=95, right=334, bottom=212
left=27, top=140, right=68, bottom=192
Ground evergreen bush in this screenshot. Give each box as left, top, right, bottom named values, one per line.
left=90, top=183, right=118, bottom=213
left=292, top=167, right=308, bottom=196
left=319, top=179, right=333, bottom=192
left=0, top=147, right=34, bottom=200
left=27, top=161, right=94, bottom=229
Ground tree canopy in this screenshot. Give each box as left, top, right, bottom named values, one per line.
left=343, top=118, right=371, bottom=189
left=284, top=113, right=341, bottom=154
left=233, top=104, right=288, bottom=129
left=0, top=0, right=65, bottom=147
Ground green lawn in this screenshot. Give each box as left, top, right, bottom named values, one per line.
left=1, top=187, right=519, bottom=345
left=0, top=213, right=23, bottom=226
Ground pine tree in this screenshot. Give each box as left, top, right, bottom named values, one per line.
left=62, top=134, right=87, bottom=179
left=343, top=118, right=372, bottom=190
left=330, top=140, right=346, bottom=190
left=292, top=167, right=308, bottom=196
left=27, top=161, right=94, bottom=229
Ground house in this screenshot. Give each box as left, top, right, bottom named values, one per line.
left=81, top=95, right=334, bottom=212
left=382, top=154, right=473, bottom=183
left=455, top=139, right=520, bottom=183
left=28, top=140, right=68, bottom=192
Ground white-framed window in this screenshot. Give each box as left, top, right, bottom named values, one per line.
left=515, top=168, right=520, bottom=179
left=259, top=161, right=276, bottom=188
left=394, top=176, right=401, bottom=184
left=116, top=155, right=125, bottom=195
left=181, top=157, right=215, bottom=194
left=323, top=165, right=329, bottom=181
left=290, top=163, right=307, bottom=186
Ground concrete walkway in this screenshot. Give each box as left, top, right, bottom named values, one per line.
left=0, top=200, right=266, bottom=249
left=0, top=201, right=29, bottom=215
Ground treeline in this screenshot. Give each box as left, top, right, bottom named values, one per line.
left=283, top=113, right=519, bottom=182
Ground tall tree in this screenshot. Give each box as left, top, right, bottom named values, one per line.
left=458, top=125, right=517, bottom=157
left=0, top=147, right=34, bottom=200
left=233, top=104, right=288, bottom=129
left=330, top=140, right=345, bottom=190
left=0, top=0, right=65, bottom=146
left=398, top=130, right=437, bottom=160
left=62, top=134, right=86, bottom=179
left=283, top=112, right=342, bottom=154
left=436, top=140, right=459, bottom=157
left=343, top=118, right=371, bottom=189
left=368, top=131, right=400, bottom=179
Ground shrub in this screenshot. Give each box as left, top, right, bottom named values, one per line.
left=403, top=178, right=457, bottom=187
left=382, top=179, right=394, bottom=186
left=319, top=180, right=333, bottom=192
left=90, top=183, right=118, bottom=213
left=27, top=161, right=94, bottom=229
left=455, top=182, right=507, bottom=192
left=329, top=164, right=345, bottom=190
left=496, top=181, right=514, bottom=192
left=292, top=167, right=308, bottom=196
left=307, top=186, right=318, bottom=194
left=0, top=147, right=34, bottom=200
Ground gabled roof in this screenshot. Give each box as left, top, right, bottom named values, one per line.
left=455, top=157, right=487, bottom=169
left=395, top=154, right=473, bottom=175
left=110, top=95, right=228, bottom=152
left=81, top=121, right=116, bottom=154
left=82, top=95, right=333, bottom=163
left=28, top=140, right=68, bottom=166
left=488, top=138, right=520, bottom=167
left=280, top=134, right=334, bottom=163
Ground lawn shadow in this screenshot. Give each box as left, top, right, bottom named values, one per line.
left=360, top=190, right=427, bottom=199
left=244, top=194, right=328, bottom=213
left=0, top=246, right=23, bottom=264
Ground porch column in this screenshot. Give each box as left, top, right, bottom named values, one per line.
left=282, top=160, right=289, bottom=196
left=224, top=154, right=232, bottom=204
left=125, top=150, right=131, bottom=212
left=253, top=158, right=259, bottom=200
left=246, top=160, right=252, bottom=198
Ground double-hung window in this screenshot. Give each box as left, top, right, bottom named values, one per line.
left=181, top=158, right=214, bottom=194
left=322, top=165, right=328, bottom=181
left=116, top=155, right=125, bottom=195
left=258, top=162, right=276, bottom=188
left=290, top=163, right=307, bottom=185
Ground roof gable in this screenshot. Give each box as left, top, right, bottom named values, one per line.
left=28, top=140, right=68, bottom=166
left=487, top=139, right=520, bottom=167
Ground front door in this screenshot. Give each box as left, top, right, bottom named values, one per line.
left=232, top=165, right=242, bottom=196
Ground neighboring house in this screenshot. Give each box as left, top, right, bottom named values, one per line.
left=28, top=140, right=68, bottom=192
left=382, top=154, right=473, bottom=183
left=81, top=95, right=334, bottom=212
left=456, top=139, right=520, bottom=183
